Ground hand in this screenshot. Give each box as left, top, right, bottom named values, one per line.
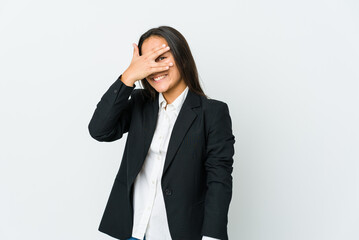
left=121, top=43, right=173, bottom=86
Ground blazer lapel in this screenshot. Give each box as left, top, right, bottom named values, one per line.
left=163, top=89, right=200, bottom=176
left=128, top=92, right=159, bottom=189
left=142, top=92, right=160, bottom=165
left=139, top=89, right=201, bottom=180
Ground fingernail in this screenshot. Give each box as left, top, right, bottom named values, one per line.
left=162, top=44, right=166, bottom=47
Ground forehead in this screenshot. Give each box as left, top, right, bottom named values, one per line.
left=141, top=36, right=168, bottom=54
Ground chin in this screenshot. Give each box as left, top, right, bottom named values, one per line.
left=147, top=80, right=170, bottom=93
left=153, top=85, right=169, bottom=93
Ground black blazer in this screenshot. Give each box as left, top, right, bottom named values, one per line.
left=88, top=75, right=235, bottom=240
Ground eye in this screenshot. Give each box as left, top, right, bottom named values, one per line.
left=157, top=56, right=166, bottom=61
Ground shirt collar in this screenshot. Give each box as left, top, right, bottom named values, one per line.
left=158, top=86, right=189, bottom=114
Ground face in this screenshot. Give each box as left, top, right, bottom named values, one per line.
left=142, top=36, right=187, bottom=97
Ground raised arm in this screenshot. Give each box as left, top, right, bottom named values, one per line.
left=88, top=74, right=138, bottom=142
left=88, top=42, right=174, bottom=142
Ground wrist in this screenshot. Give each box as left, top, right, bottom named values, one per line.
left=121, top=71, right=135, bottom=87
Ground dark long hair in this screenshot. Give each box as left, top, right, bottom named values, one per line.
left=137, top=26, right=207, bottom=101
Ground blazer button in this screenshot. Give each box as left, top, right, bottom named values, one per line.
left=114, top=89, right=118, bottom=93
left=165, top=189, right=172, bottom=196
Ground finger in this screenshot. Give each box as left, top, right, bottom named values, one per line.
left=142, top=44, right=164, bottom=58
left=132, top=43, right=139, bottom=57
left=150, top=65, right=171, bottom=72
left=148, top=44, right=170, bottom=60
left=149, top=59, right=173, bottom=68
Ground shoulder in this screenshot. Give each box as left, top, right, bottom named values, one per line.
left=199, top=95, right=234, bottom=144
left=198, top=95, right=233, bottom=133
left=200, top=95, right=231, bottom=116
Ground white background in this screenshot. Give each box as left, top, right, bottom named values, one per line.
left=0, top=0, right=358, bottom=239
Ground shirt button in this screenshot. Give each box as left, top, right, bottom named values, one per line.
left=152, top=180, right=155, bottom=184
left=157, top=156, right=160, bottom=160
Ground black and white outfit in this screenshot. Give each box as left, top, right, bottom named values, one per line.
left=88, top=74, right=235, bottom=240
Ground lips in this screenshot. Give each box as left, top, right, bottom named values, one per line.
left=152, top=74, right=168, bottom=82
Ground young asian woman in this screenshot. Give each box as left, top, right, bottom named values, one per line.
left=88, top=26, right=235, bottom=240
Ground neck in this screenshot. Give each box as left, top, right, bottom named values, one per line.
left=162, top=80, right=187, bottom=104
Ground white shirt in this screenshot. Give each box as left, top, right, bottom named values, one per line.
left=131, top=86, right=220, bottom=240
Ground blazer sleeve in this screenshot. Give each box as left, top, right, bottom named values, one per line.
left=202, top=102, right=235, bottom=240
left=88, top=74, right=138, bottom=142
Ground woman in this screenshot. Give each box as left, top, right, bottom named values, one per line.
left=88, top=26, right=235, bottom=240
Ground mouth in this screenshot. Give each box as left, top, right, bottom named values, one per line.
left=152, top=74, right=168, bottom=83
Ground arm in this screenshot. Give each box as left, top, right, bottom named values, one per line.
left=88, top=74, right=138, bottom=142
left=202, top=102, right=235, bottom=240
